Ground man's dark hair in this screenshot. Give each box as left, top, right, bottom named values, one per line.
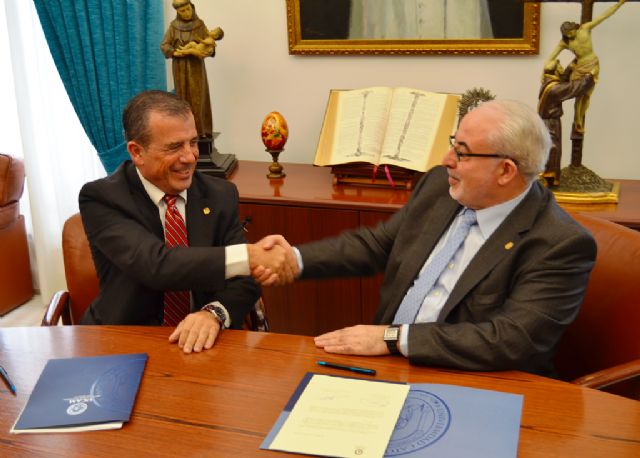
left=123, top=90, right=192, bottom=146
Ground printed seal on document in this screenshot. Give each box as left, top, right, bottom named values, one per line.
left=385, top=390, right=451, bottom=456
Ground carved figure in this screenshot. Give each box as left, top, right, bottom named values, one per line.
left=161, top=1, right=223, bottom=138
left=174, top=27, right=224, bottom=58
left=538, top=60, right=595, bottom=186
left=544, top=0, right=625, bottom=134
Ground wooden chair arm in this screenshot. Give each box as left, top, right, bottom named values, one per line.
left=572, top=358, right=640, bottom=390
left=41, top=291, right=71, bottom=326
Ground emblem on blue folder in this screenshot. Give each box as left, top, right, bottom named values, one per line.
left=64, top=394, right=99, bottom=416
left=386, top=390, right=451, bottom=456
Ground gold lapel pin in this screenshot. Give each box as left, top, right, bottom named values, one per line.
left=203, top=207, right=211, bottom=215
left=504, top=241, right=514, bottom=250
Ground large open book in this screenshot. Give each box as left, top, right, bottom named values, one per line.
left=314, top=87, right=460, bottom=174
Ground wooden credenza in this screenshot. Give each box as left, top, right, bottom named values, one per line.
left=230, top=161, right=640, bottom=335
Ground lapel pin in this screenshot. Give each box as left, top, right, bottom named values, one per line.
left=504, top=241, right=514, bottom=250
left=203, top=207, right=211, bottom=215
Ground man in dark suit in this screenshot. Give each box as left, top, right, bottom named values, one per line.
left=255, top=100, right=596, bottom=376
left=80, top=90, right=291, bottom=353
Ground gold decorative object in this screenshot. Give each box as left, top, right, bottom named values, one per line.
left=261, top=111, right=288, bottom=179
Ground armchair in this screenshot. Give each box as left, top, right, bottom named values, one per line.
left=555, top=213, right=640, bottom=400
left=0, top=153, right=33, bottom=316
left=42, top=213, right=268, bottom=331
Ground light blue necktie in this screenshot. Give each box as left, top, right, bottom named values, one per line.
left=393, top=208, right=477, bottom=324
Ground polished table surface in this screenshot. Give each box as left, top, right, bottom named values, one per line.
left=1, top=327, right=639, bottom=457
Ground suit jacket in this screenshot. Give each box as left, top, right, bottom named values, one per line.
left=78, top=161, right=260, bottom=327
left=299, top=166, right=596, bottom=375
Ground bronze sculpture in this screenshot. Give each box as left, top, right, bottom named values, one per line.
left=161, top=1, right=223, bottom=139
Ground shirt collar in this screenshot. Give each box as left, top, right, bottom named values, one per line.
left=136, top=168, right=188, bottom=206
left=474, top=184, right=532, bottom=240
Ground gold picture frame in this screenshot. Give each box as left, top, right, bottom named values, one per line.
left=286, top=0, right=540, bottom=55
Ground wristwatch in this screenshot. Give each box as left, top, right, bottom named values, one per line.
left=202, top=303, right=230, bottom=330
left=383, top=325, right=401, bottom=355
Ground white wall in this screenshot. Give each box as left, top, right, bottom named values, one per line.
left=164, top=1, right=640, bottom=179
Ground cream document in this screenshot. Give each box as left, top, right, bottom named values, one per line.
left=269, top=374, right=409, bottom=458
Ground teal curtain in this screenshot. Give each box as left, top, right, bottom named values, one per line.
left=33, top=0, right=166, bottom=174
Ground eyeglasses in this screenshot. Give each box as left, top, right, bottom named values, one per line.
left=448, top=136, right=517, bottom=165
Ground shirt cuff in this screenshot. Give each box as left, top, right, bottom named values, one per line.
left=293, top=246, right=304, bottom=274
left=225, top=244, right=250, bottom=279
left=398, top=324, right=409, bottom=357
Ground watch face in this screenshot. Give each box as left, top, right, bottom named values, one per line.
left=384, top=326, right=399, bottom=340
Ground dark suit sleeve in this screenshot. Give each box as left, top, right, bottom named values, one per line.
left=79, top=171, right=259, bottom=328
left=199, top=184, right=261, bottom=328
left=80, top=182, right=229, bottom=292
left=407, top=227, right=596, bottom=373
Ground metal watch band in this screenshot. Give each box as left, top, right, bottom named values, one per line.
left=202, top=303, right=229, bottom=330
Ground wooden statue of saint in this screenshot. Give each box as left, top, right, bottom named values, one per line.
left=161, top=0, right=223, bottom=139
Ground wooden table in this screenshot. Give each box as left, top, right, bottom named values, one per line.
left=1, top=327, right=639, bottom=457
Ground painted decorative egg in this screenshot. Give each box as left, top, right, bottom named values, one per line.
left=261, top=111, right=289, bottom=150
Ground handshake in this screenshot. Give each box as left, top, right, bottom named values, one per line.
left=247, top=235, right=298, bottom=286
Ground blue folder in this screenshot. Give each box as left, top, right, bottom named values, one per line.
left=11, top=353, right=147, bottom=433
left=262, top=372, right=523, bottom=458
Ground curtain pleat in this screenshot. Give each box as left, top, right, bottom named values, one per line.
left=33, top=0, right=166, bottom=174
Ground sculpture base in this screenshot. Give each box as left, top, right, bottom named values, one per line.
left=197, top=134, right=238, bottom=179
left=551, top=182, right=620, bottom=204
left=546, top=165, right=619, bottom=204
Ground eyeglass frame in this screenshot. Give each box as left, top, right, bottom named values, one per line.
left=448, top=135, right=518, bottom=165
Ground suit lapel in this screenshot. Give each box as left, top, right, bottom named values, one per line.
left=186, top=175, right=216, bottom=247
left=437, top=184, right=545, bottom=321
left=124, top=162, right=164, bottom=239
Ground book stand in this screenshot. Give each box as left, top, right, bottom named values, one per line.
left=331, top=163, right=422, bottom=190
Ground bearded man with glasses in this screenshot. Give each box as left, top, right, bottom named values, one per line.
left=254, top=99, right=597, bottom=377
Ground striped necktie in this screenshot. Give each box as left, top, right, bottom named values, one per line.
left=393, top=208, right=477, bottom=324
left=163, top=194, right=191, bottom=326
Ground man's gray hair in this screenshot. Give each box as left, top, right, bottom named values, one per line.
left=483, top=99, right=551, bottom=182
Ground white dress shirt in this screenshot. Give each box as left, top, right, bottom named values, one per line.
left=136, top=169, right=250, bottom=323
left=397, top=187, right=531, bottom=355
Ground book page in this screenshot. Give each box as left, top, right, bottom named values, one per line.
left=314, top=87, right=392, bottom=166
left=269, top=374, right=409, bottom=458
left=380, top=89, right=459, bottom=172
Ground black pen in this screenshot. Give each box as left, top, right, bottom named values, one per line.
left=317, top=361, right=376, bottom=376
left=0, top=366, right=16, bottom=395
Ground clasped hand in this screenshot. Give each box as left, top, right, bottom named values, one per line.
left=247, top=235, right=298, bottom=286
